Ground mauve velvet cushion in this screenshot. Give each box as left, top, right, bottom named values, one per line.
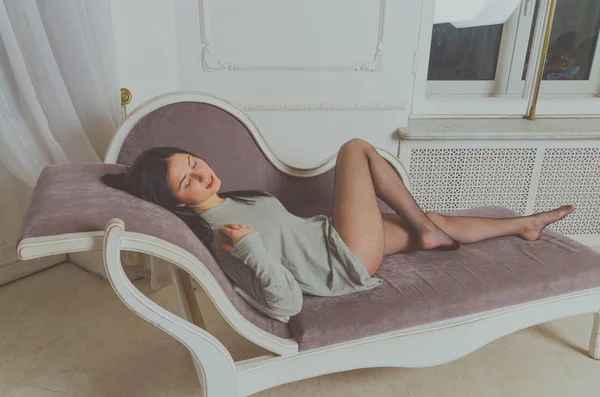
left=18, top=165, right=600, bottom=352
left=290, top=206, right=600, bottom=351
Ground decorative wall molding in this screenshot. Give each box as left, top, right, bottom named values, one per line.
left=234, top=101, right=404, bottom=111
left=198, top=0, right=387, bottom=72
left=201, top=39, right=235, bottom=72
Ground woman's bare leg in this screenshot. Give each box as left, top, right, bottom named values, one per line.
left=331, top=140, right=386, bottom=277
left=426, top=205, right=575, bottom=244
left=331, top=138, right=457, bottom=278
left=381, top=206, right=575, bottom=256
left=358, top=140, right=459, bottom=250
left=381, top=213, right=421, bottom=255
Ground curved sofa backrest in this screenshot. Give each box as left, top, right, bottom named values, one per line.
left=110, top=99, right=348, bottom=337
left=115, top=101, right=337, bottom=219
left=105, top=98, right=394, bottom=337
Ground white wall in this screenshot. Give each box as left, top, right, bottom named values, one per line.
left=109, top=0, right=422, bottom=166
left=110, top=0, right=179, bottom=110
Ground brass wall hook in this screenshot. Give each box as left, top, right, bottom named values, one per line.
left=121, top=88, right=132, bottom=120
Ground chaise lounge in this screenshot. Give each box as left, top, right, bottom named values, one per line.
left=17, top=92, right=600, bottom=397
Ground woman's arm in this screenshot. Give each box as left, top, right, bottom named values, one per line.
left=228, top=232, right=303, bottom=319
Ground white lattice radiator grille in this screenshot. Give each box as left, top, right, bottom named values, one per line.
left=534, top=148, right=600, bottom=236
left=409, top=148, right=536, bottom=214
left=401, top=142, right=600, bottom=246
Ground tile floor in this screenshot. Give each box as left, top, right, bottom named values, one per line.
left=0, top=262, right=598, bottom=397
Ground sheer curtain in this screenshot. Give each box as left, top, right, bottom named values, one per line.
left=0, top=0, right=120, bottom=187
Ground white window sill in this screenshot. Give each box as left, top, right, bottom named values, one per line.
left=398, top=118, right=600, bottom=140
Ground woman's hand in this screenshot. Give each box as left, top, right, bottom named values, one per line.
left=218, top=224, right=255, bottom=253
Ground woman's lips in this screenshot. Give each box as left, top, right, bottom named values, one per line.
left=206, top=175, right=215, bottom=188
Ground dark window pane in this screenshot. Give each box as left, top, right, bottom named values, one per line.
left=523, top=0, right=600, bottom=80
left=428, top=23, right=503, bottom=81
left=522, top=1, right=540, bottom=80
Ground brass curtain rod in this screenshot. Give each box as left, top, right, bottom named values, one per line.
left=527, top=0, right=557, bottom=120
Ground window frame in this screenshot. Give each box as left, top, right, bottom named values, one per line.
left=426, top=10, right=521, bottom=96
left=411, top=0, right=600, bottom=119
left=507, top=0, right=600, bottom=96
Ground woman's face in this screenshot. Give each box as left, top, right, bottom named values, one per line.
left=167, top=153, right=221, bottom=209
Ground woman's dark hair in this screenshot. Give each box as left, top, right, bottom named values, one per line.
left=101, top=146, right=272, bottom=258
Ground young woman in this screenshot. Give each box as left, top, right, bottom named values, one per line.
left=102, top=139, right=574, bottom=322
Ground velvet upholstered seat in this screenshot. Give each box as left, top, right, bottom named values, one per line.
left=19, top=164, right=600, bottom=351
left=291, top=206, right=600, bottom=350
left=18, top=101, right=600, bottom=352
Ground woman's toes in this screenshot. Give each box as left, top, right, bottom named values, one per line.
left=434, top=239, right=462, bottom=251
left=523, top=205, right=575, bottom=241
left=563, top=204, right=575, bottom=216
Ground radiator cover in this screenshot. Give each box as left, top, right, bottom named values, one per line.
left=399, top=140, right=600, bottom=247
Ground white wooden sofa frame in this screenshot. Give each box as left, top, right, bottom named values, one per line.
left=17, top=92, right=600, bottom=397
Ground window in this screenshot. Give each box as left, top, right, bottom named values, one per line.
left=516, top=0, right=600, bottom=95
left=412, top=0, right=600, bottom=117
left=427, top=13, right=519, bottom=95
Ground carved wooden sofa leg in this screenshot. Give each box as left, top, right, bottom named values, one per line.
left=590, top=312, right=600, bottom=360
left=103, top=219, right=239, bottom=397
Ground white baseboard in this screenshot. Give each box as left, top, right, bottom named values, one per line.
left=0, top=254, right=66, bottom=286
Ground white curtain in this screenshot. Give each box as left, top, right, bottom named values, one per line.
left=0, top=0, right=120, bottom=187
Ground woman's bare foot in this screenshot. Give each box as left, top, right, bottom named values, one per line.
left=520, top=205, right=575, bottom=241
left=418, top=227, right=461, bottom=251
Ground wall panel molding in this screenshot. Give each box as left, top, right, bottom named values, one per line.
left=234, top=101, right=404, bottom=111
left=198, top=0, right=387, bottom=72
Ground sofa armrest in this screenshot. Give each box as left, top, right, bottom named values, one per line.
left=103, top=218, right=239, bottom=394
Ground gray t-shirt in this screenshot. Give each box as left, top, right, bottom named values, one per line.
left=200, top=194, right=383, bottom=323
